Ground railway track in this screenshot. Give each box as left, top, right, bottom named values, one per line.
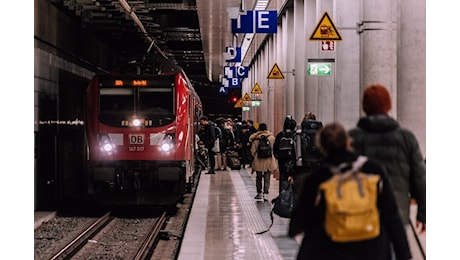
left=49, top=211, right=167, bottom=260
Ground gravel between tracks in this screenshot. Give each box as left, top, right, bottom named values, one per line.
left=34, top=216, right=97, bottom=259
left=34, top=191, right=195, bottom=259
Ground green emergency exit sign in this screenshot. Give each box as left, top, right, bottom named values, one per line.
left=307, top=63, right=331, bottom=76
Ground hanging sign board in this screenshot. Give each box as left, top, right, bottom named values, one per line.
left=251, top=83, right=263, bottom=94
left=309, top=12, right=342, bottom=41
left=267, top=63, right=285, bottom=79
left=234, top=98, right=243, bottom=108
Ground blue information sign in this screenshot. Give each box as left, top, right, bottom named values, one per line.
left=231, top=10, right=277, bottom=34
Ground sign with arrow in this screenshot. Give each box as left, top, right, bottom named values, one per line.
left=307, top=63, right=331, bottom=76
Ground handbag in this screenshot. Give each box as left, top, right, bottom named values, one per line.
left=211, top=138, right=220, bottom=153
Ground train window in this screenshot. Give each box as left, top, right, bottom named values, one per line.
left=139, top=87, right=175, bottom=126
left=99, top=88, right=135, bottom=126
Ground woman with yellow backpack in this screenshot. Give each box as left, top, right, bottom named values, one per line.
left=288, top=122, right=411, bottom=260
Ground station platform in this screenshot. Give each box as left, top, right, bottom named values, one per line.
left=178, top=166, right=427, bottom=260
left=34, top=166, right=426, bottom=259
left=178, top=167, right=300, bottom=260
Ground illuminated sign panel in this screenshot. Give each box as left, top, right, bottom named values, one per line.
left=112, top=79, right=149, bottom=87
left=132, top=80, right=147, bottom=86
left=101, top=75, right=175, bottom=88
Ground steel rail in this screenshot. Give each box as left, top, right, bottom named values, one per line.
left=50, top=212, right=113, bottom=260
left=133, top=211, right=168, bottom=260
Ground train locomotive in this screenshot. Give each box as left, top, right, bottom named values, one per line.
left=85, top=60, right=203, bottom=207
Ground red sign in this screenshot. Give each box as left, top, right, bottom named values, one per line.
left=321, top=41, right=335, bottom=51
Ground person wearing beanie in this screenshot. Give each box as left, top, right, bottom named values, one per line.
left=290, top=112, right=324, bottom=207
left=362, top=84, right=392, bottom=115
left=349, top=84, right=426, bottom=259
left=273, top=115, right=297, bottom=193
left=289, top=122, right=411, bottom=260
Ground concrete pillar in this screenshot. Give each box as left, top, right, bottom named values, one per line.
left=273, top=26, right=284, bottom=134
left=285, top=10, right=296, bottom=120
left=334, top=0, right=361, bottom=129
left=304, top=0, right=318, bottom=123
left=397, top=0, right=426, bottom=157
left=267, top=39, right=275, bottom=129
left=294, top=0, right=305, bottom=123
left=360, top=0, right=398, bottom=118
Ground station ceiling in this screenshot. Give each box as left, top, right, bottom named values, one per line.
left=48, top=0, right=241, bottom=87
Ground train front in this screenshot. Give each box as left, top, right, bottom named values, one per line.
left=85, top=73, right=192, bottom=206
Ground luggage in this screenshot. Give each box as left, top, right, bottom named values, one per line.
left=226, top=150, right=241, bottom=170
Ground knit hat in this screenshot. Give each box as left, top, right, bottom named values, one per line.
left=283, top=116, right=297, bottom=131
left=362, top=84, right=392, bottom=115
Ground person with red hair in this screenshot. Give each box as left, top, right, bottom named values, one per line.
left=349, top=84, right=426, bottom=256
left=289, top=122, right=411, bottom=260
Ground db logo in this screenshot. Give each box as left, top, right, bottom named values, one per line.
left=321, top=41, right=335, bottom=51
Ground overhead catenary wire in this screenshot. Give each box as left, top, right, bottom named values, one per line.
left=118, top=0, right=180, bottom=72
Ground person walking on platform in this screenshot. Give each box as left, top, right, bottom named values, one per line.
left=239, top=125, right=252, bottom=168
left=273, top=115, right=297, bottom=193
left=290, top=112, right=323, bottom=207
left=199, top=116, right=217, bottom=174
left=246, top=119, right=258, bottom=134
left=348, top=84, right=426, bottom=246
left=216, top=117, right=231, bottom=171
left=250, top=123, right=278, bottom=201
left=289, top=122, right=411, bottom=260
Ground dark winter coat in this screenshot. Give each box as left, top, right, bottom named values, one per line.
left=273, top=130, right=296, bottom=180
left=349, top=115, right=426, bottom=225
left=218, top=125, right=233, bottom=152
left=199, top=122, right=217, bottom=150
left=288, top=150, right=411, bottom=260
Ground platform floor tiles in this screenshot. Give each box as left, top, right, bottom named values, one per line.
left=178, top=167, right=300, bottom=260
left=177, top=166, right=426, bottom=260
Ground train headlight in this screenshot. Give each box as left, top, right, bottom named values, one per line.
left=132, top=118, right=142, bottom=127
left=160, top=134, right=174, bottom=152
left=102, top=143, right=114, bottom=152
left=161, top=143, right=172, bottom=152
left=99, top=134, right=115, bottom=154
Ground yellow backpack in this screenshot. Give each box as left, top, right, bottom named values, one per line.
left=317, top=156, right=382, bottom=242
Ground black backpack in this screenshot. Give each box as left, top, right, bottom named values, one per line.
left=212, top=125, right=223, bottom=140
left=257, top=135, right=273, bottom=158
left=255, top=181, right=294, bottom=235
left=295, top=120, right=323, bottom=168
left=277, top=131, right=295, bottom=160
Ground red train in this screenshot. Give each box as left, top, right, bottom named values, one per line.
left=85, top=67, right=203, bottom=206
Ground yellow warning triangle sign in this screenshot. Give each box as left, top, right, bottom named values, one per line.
left=309, top=12, right=342, bottom=41
left=242, top=93, right=251, bottom=101
left=234, top=98, right=243, bottom=108
left=267, top=63, right=285, bottom=79
left=251, top=83, right=263, bottom=94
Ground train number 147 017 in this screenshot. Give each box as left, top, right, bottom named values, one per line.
left=129, top=146, right=144, bottom=152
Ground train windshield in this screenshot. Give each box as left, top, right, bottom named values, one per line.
left=99, top=79, right=175, bottom=127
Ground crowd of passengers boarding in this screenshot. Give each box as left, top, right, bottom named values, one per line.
left=195, top=83, right=425, bottom=260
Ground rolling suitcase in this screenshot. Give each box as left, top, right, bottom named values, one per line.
left=227, top=150, right=241, bottom=170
